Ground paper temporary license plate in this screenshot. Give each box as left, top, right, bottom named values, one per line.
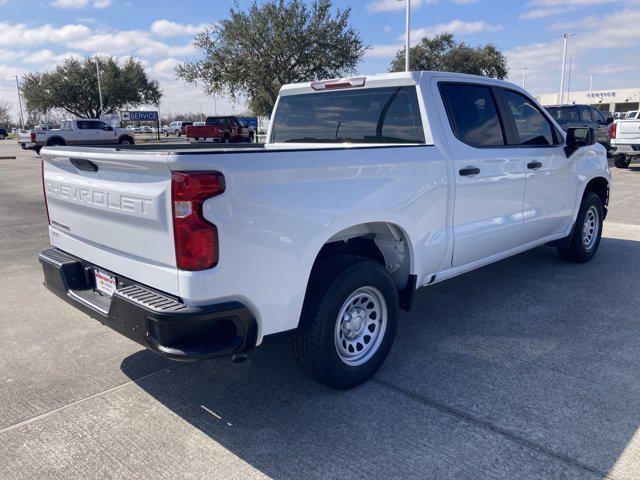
left=94, top=269, right=117, bottom=298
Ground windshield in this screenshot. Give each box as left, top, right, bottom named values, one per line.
left=270, top=86, right=425, bottom=144
left=546, top=107, right=579, bottom=124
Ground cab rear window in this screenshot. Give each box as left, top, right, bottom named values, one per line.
left=270, top=86, right=425, bottom=144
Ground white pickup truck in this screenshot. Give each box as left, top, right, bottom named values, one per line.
left=39, top=71, right=610, bottom=389
left=31, top=119, right=134, bottom=155
left=610, top=116, right=640, bottom=168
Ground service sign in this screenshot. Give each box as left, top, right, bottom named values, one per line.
left=121, top=111, right=159, bottom=121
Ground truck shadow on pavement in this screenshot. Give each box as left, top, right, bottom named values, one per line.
left=121, top=237, right=640, bottom=480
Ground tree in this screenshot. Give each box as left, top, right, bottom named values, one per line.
left=389, top=33, right=507, bottom=79
left=0, top=101, right=11, bottom=127
left=21, top=56, right=162, bottom=119
left=176, top=0, right=367, bottom=116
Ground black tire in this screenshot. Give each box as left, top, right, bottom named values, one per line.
left=558, top=191, right=603, bottom=263
left=47, top=138, right=65, bottom=147
left=293, top=255, right=399, bottom=389
left=118, top=136, right=134, bottom=145
left=614, top=154, right=632, bottom=169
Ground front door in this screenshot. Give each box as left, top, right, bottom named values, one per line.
left=438, top=81, right=526, bottom=268
left=500, top=89, right=577, bottom=241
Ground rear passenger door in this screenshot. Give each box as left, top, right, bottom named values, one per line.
left=499, top=89, right=577, bottom=241
left=438, top=82, right=526, bottom=268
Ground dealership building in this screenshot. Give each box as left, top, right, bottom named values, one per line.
left=537, top=87, right=640, bottom=113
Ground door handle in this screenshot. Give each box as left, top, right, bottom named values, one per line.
left=459, top=167, right=480, bottom=177
left=527, top=161, right=543, bottom=170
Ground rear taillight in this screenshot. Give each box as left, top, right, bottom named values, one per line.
left=30, top=131, right=36, bottom=142
left=609, top=123, right=617, bottom=139
left=171, top=172, right=225, bottom=271
left=41, top=160, right=50, bottom=225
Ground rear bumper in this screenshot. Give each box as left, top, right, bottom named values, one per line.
left=39, top=248, right=257, bottom=361
left=612, top=144, right=640, bottom=155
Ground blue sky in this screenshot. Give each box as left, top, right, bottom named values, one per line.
left=1, top=0, right=639, bottom=117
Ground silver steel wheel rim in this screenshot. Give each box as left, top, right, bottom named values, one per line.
left=334, top=286, right=387, bottom=366
left=582, top=205, right=599, bottom=252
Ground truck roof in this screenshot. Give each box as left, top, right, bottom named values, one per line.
left=279, top=70, right=520, bottom=96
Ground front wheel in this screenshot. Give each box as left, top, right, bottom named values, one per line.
left=293, top=255, right=399, bottom=389
left=558, top=192, right=603, bottom=263
left=614, top=154, right=632, bottom=169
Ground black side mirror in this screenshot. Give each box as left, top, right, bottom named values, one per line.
left=104, top=125, right=113, bottom=131
left=565, top=127, right=595, bottom=157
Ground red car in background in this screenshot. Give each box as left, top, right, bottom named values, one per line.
left=185, top=116, right=254, bottom=143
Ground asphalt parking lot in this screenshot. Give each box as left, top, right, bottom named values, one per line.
left=1, top=140, right=640, bottom=479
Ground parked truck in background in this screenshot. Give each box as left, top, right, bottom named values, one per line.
left=38, top=71, right=610, bottom=389
left=610, top=115, right=640, bottom=168
left=29, top=119, right=134, bottom=155
left=545, top=104, right=612, bottom=152
left=185, top=116, right=253, bottom=143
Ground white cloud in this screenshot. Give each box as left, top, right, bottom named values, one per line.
left=366, top=44, right=403, bottom=58
left=0, top=23, right=91, bottom=45
left=520, top=7, right=579, bottom=20
left=50, top=0, right=112, bottom=8
left=151, top=58, right=180, bottom=79
left=508, top=8, right=640, bottom=94
left=367, top=0, right=435, bottom=14
left=408, top=20, right=502, bottom=38
left=50, top=0, right=88, bottom=8
left=150, top=20, right=207, bottom=38
left=21, top=49, right=82, bottom=66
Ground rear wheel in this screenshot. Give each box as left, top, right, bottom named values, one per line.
left=558, top=191, right=603, bottom=263
left=614, top=154, right=632, bottom=168
left=293, top=255, right=399, bottom=389
left=118, top=136, right=133, bottom=145
left=47, top=138, right=65, bottom=147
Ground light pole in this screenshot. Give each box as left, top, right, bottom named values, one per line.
left=398, top=0, right=411, bottom=71
left=95, top=57, right=104, bottom=118
left=566, top=58, right=572, bottom=103
left=522, top=67, right=529, bottom=89
left=405, top=0, right=411, bottom=71
left=588, top=73, right=597, bottom=106
left=14, top=75, right=25, bottom=130
left=558, top=33, right=575, bottom=105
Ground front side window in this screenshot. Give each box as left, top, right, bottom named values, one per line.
left=504, top=90, right=555, bottom=146
left=271, top=86, right=425, bottom=144
left=440, top=83, right=505, bottom=147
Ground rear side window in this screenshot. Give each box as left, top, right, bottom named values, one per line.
left=270, top=86, right=425, bottom=144
left=77, top=121, right=102, bottom=130
left=439, top=83, right=505, bottom=147
left=547, top=107, right=579, bottom=124
left=590, top=107, right=605, bottom=123
left=578, top=106, right=593, bottom=122
left=504, top=90, right=555, bottom=146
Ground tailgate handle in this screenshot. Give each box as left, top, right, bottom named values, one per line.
left=70, top=158, right=98, bottom=172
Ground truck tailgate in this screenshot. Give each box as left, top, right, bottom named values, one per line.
left=617, top=121, right=640, bottom=141
left=42, top=148, right=178, bottom=293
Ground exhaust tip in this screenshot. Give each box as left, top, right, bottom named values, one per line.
left=232, top=354, right=248, bottom=364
